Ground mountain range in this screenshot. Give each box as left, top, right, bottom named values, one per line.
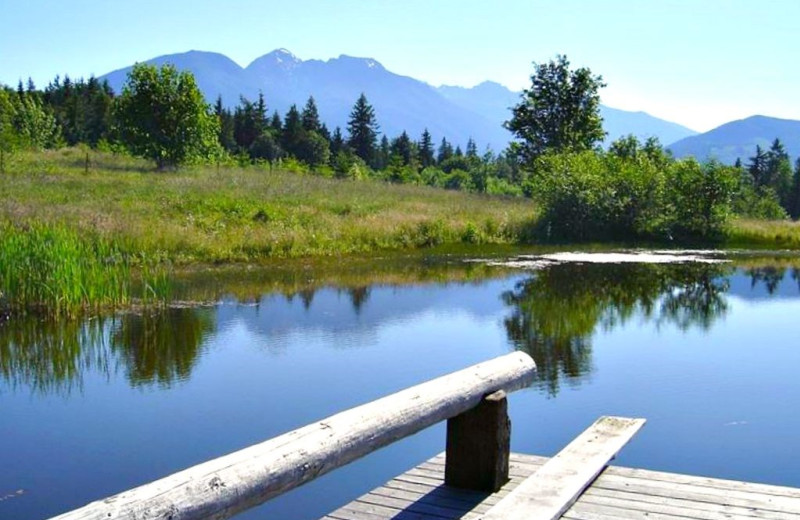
left=668, top=116, right=800, bottom=164
left=99, top=49, right=698, bottom=151
left=99, top=49, right=799, bottom=162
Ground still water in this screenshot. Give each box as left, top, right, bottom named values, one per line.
left=2, top=254, right=800, bottom=519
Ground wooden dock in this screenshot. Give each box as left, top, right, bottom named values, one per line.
left=324, top=452, right=800, bottom=520
left=50, top=352, right=800, bottom=520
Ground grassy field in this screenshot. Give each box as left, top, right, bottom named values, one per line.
left=3, top=148, right=800, bottom=316
left=0, top=149, right=538, bottom=264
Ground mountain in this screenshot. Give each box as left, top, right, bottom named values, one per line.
left=599, top=106, right=697, bottom=145
left=100, top=50, right=508, bottom=150
left=668, top=115, right=800, bottom=164
left=100, top=49, right=696, bottom=151
left=437, top=81, right=697, bottom=145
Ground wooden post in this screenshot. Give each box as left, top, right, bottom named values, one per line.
left=444, top=389, right=510, bottom=492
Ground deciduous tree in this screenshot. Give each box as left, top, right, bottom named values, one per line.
left=114, top=64, right=219, bottom=169
left=506, top=55, right=605, bottom=164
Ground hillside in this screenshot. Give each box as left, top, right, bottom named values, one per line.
left=668, top=115, right=800, bottom=164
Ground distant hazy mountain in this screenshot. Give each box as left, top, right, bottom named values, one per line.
left=100, top=49, right=696, bottom=151
left=437, top=81, right=697, bottom=145
left=100, top=49, right=507, bottom=150
left=668, top=115, right=800, bottom=164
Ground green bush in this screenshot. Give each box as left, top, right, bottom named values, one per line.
left=526, top=149, right=737, bottom=241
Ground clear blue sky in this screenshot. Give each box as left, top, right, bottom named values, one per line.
left=1, top=0, right=798, bottom=131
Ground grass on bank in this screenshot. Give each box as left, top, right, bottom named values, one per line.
left=0, top=148, right=538, bottom=264
left=727, top=218, right=800, bottom=249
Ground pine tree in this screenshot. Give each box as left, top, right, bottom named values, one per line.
left=789, top=158, right=800, bottom=220
left=255, top=91, right=268, bottom=130
left=418, top=129, right=434, bottom=168
left=301, top=96, right=321, bottom=132
left=765, top=138, right=793, bottom=209
left=233, top=97, right=261, bottom=150
left=214, top=95, right=236, bottom=152
left=466, top=137, right=478, bottom=159
left=347, top=93, right=379, bottom=167
left=330, top=126, right=345, bottom=157
left=375, top=135, right=390, bottom=170
left=270, top=111, right=282, bottom=134
left=748, top=145, right=768, bottom=188
left=282, top=104, right=304, bottom=158
left=391, top=131, right=414, bottom=166
left=437, top=137, right=453, bottom=164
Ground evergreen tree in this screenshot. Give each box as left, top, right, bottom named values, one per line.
left=375, top=135, right=390, bottom=170
left=281, top=104, right=304, bottom=158
left=789, top=159, right=800, bottom=220
left=214, top=96, right=236, bottom=151
left=330, top=126, right=345, bottom=157
left=390, top=131, right=414, bottom=166
left=318, top=122, right=331, bottom=142
left=437, top=137, right=453, bottom=164
left=255, top=92, right=268, bottom=130
left=233, top=97, right=262, bottom=151
left=418, top=129, right=434, bottom=168
left=270, top=111, right=282, bottom=133
left=301, top=96, right=321, bottom=132
left=765, top=138, right=793, bottom=209
left=454, top=145, right=464, bottom=157
left=347, top=93, right=379, bottom=167
left=748, top=145, right=769, bottom=188
left=466, top=137, right=478, bottom=159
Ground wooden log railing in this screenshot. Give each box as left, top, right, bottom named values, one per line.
left=52, top=351, right=536, bottom=520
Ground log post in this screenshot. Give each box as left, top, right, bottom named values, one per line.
left=444, top=389, right=510, bottom=492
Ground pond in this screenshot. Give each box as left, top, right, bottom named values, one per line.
left=2, top=250, right=800, bottom=519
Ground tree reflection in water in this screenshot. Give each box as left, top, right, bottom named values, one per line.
left=502, top=262, right=731, bottom=396
left=110, top=307, right=215, bottom=387
left=0, top=307, right=215, bottom=395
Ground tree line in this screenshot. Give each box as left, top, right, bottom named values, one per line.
left=0, top=64, right=524, bottom=195
left=2, top=59, right=800, bottom=237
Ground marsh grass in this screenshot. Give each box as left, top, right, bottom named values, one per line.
left=727, top=218, right=800, bottom=249
left=0, top=222, right=169, bottom=317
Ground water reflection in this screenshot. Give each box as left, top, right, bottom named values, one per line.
left=0, top=308, right=214, bottom=395
left=110, top=308, right=215, bottom=387
left=502, top=263, right=731, bottom=395
left=3, top=259, right=800, bottom=398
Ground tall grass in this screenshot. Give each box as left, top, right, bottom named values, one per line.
left=0, top=222, right=169, bottom=317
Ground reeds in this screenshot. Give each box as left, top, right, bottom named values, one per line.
left=0, top=222, right=169, bottom=317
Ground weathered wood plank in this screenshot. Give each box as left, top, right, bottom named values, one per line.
left=326, top=451, right=800, bottom=520
left=445, top=390, right=510, bottom=492
left=480, top=416, right=645, bottom=520
left=50, top=352, right=535, bottom=520
left=580, top=489, right=800, bottom=520
left=590, top=475, right=800, bottom=514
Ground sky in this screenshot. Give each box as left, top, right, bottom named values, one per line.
left=1, top=0, right=798, bottom=132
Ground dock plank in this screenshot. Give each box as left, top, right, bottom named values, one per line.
left=323, top=451, right=800, bottom=520
left=481, top=416, right=645, bottom=520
